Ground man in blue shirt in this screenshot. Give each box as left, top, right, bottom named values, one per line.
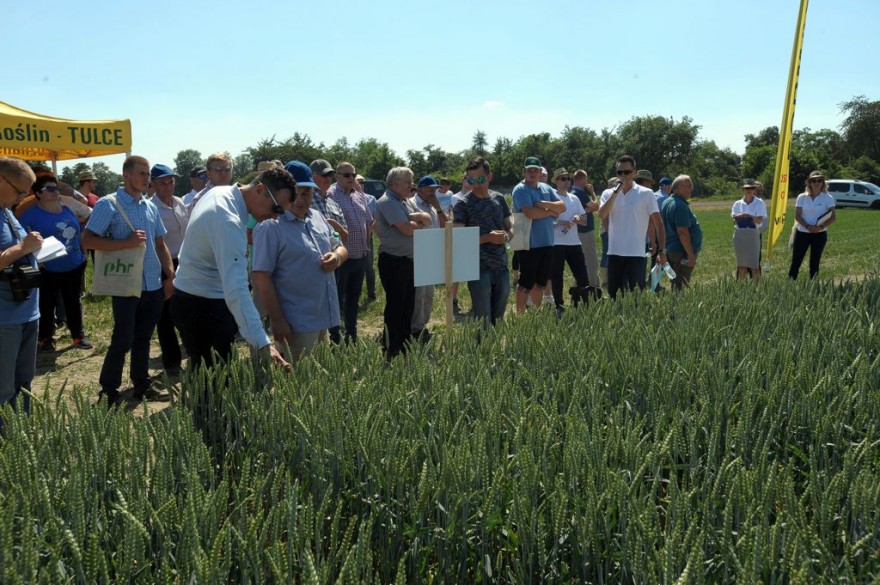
left=511, top=157, right=565, bottom=313
left=83, top=155, right=177, bottom=406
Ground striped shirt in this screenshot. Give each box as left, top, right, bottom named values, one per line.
left=328, top=184, right=373, bottom=259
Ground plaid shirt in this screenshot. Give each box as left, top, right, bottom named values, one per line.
left=311, top=189, right=347, bottom=231
left=85, top=188, right=167, bottom=292
left=328, top=184, right=373, bottom=259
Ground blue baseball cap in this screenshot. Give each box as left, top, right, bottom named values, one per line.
left=284, top=160, right=318, bottom=189
left=659, top=177, right=672, bottom=186
left=417, top=175, right=440, bottom=188
left=150, top=164, right=178, bottom=180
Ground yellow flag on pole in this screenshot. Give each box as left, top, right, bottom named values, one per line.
left=766, top=0, right=810, bottom=264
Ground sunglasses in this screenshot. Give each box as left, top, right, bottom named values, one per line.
left=617, top=169, right=634, bottom=176
left=261, top=183, right=284, bottom=215
left=338, top=172, right=357, bottom=179
left=466, top=176, right=487, bottom=185
left=41, top=185, right=60, bottom=193
left=556, top=177, right=571, bottom=182
left=809, top=178, right=824, bottom=184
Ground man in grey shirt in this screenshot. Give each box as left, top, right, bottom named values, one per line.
left=374, top=167, right=431, bottom=357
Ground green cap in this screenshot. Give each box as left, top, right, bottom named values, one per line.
left=523, top=156, right=542, bottom=169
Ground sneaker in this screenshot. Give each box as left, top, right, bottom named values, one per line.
left=72, top=336, right=93, bottom=349
left=39, top=338, right=56, bottom=352
left=132, top=385, right=171, bottom=402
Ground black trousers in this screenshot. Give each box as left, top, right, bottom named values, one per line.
left=789, top=230, right=828, bottom=280
left=551, top=245, right=588, bottom=308
left=38, top=262, right=86, bottom=340
left=378, top=253, right=414, bottom=358
left=607, top=255, right=647, bottom=299
left=170, top=289, right=239, bottom=370
left=157, top=258, right=181, bottom=370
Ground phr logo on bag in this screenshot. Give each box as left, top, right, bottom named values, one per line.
left=104, top=258, right=135, bottom=277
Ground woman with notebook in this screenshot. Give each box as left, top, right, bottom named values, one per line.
left=731, top=179, right=767, bottom=282
left=789, top=170, right=836, bottom=280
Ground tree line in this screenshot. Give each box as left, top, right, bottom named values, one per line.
left=58, top=95, right=879, bottom=199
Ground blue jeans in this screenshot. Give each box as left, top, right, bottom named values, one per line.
left=468, top=268, right=510, bottom=326
left=99, top=289, right=164, bottom=393
left=0, top=318, right=38, bottom=414
left=336, top=256, right=366, bottom=341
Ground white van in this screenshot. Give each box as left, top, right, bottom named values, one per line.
left=826, top=180, right=880, bottom=209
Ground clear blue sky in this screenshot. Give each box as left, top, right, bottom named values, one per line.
left=5, top=0, right=878, bottom=174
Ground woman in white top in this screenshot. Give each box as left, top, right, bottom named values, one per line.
left=731, top=179, right=767, bottom=281
left=549, top=168, right=590, bottom=314
left=789, top=170, right=835, bottom=280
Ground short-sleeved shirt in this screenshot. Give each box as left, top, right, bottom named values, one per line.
left=795, top=191, right=835, bottom=233
left=600, top=184, right=659, bottom=257
left=661, top=195, right=703, bottom=255
left=19, top=205, right=86, bottom=272
left=329, top=184, right=373, bottom=259
left=453, top=191, right=510, bottom=272
left=85, top=188, right=166, bottom=291
left=571, top=186, right=596, bottom=233
left=511, top=181, right=559, bottom=249
left=554, top=192, right=585, bottom=246
left=252, top=209, right=341, bottom=333
left=153, top=195, right=188, bottom=258
left=375, top=190, right=419, bottom=258
left=0, top=210, right=39, bottom=325
left=731, top=197, right=767, bottom=230
left=311, top=190, right=347, bottom=231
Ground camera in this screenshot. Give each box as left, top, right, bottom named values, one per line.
left=1, top=264, right=42, bottom=301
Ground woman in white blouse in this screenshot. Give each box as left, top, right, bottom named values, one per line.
left=731, top=179, right=767, bottom=282
left=789, top=170, right=836, bottom=279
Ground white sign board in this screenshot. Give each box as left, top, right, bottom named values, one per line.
left=413, top=227, right=480, bottom=286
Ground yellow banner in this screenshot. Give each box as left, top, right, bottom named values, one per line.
left=766, top=0, right=810, bottom=262
left=0, top=100, right=131, bottom=162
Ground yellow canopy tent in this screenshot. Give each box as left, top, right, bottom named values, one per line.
left=0, top=100, right=131, bottom=172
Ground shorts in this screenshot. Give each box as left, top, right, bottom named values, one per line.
left=517, top=246, right=553, bottom=290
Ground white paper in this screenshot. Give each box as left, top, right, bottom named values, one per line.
left=35, top=236, right=68, bottom=264
left=413, top=227, right=480, bottom=286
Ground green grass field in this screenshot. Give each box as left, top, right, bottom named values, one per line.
left=3, top=204, right=879, bottom=583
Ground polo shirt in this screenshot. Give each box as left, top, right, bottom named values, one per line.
left=252, top=209, right=341, bottom=333
left=600, top=184, right=659, bottom=257
left=414, top=194, right=441, bottom=229
left=731, top=197, right=767, bottom=230
left=661, top=196, right=702, bottom=254
left=153, top=194, right=188, bottom=258
left=795, top=192, right=835, bottom=233
left=85, top=188, right=166, bottom=292
left=174, top=185, right=270, bottom=349
left=512, top=181, right=559, bottom=249
left=375, top=190, right=419, bottom=258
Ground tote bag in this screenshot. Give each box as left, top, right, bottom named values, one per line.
left=509, top=212, right=532, bottom=251
left=92, top=196, right=146, bottom=298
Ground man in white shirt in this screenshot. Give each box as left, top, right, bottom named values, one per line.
left=171, top=167, right=290, bottom=373
left=150, top=164, right=189, bottom=376
left=182, top=166, right=207, bottom=207
left=598, top=155, right=666, bottom=299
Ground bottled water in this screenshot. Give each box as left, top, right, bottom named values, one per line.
left=663, top=262, right=677, bottom=280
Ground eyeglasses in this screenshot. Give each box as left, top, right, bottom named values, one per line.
left=41, top=185, right=60, bottom=193
left=261, top=183, right=284, bottom=214
left=556, top=177, right=571, bottom=182
left=338, top=172, right=357, bottom=179
left=809, top=178, right=824, bottom=184
left=466, top=176, right=487, bottom=185
left=1, top=175, right=30, bottom=198
left=322, top=172, right=336, bottom=178
left=208, top=167, right=232, bottom=173
left=616, top=169, right=634, bottom=176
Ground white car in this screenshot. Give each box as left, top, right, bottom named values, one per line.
left=826, top=179, right=880, bottom=209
